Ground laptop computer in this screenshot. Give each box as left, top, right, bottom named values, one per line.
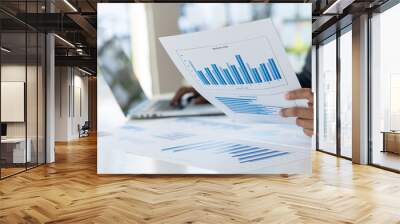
left=98, top=37, right=222, bottom=119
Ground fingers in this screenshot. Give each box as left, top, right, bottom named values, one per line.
left=283, top=88, right=314, bottom=137
left=296, top=118, right=313, bottom=129
left=193, top=96, right=208, bottom=104
left=280, top=107, right=313, bottom=119
left=285, top=88, right=313, bottom=103
left=170, top=87, right=196, bottom=106
left=303, top=128, right=313, bottom=137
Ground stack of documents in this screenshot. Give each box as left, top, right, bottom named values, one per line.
left=99, top=19, right=311, bottom=174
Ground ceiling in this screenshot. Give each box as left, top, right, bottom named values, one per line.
left=0, top=0, right=396, bottom=74
left=0, top=0, right=99, bottom=73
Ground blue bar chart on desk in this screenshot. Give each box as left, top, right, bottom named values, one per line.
left=179, top=36, right=288, bottom=89
left=160, top=140, right=290, bottom=164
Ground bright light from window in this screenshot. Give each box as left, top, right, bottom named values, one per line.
left=129, top=4, right=153, bottom=98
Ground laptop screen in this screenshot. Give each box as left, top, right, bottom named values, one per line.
left=98, top=36, right=147, bottom=115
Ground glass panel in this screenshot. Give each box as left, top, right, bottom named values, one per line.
left=27, top=31, right=38, bottom=169
left=26, top=0, right=39, bottom=169
left=38, top=32, right=45, bottom=165
left=340, top=30, right=352, bottom=158
left=317, top=37, right=337, bottom=154
left=1, top=30, right=28, bottom=177
left=371, top=4, right=400, bottom=171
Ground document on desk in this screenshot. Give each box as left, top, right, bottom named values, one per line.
left=160, top=19, right=306, bottom=124
left=98, top=117, right=311, bottom=174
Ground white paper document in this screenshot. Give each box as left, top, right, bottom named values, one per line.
left=98, top=117, right=311, bottom=174
left=160, top=19, right=306, bottom=124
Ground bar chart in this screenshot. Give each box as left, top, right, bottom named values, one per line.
left=177, top=37, right=288, bottom=89
left=175, top=117, right=247, bottom=130
left=215, top=96, right=281, bottom=115
left=154, top=132, right=194, bottom=141
left=189, top=55, right=283, bottom=86
left=121, top=124, right=145, bottom=131
left=161, top=140, right=290, bottom=164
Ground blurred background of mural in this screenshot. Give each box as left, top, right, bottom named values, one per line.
left=98, top=3, right=311, bottom=112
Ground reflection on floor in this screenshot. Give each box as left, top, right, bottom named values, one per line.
left=0, top=162, right=42, bottom=178
left=0, top=135, right=400, bottom=223
left=373, top=150, right=400, bottom=171
left=0, top=167, right=25, bottom=178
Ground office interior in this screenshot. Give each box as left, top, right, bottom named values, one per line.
left=0, top=0, right=97, bottom=179
left=1, top=1, right=400, bottom=177
left=0, top=0, right=400, bottom=222
left=99, top=2, right=400, bottom=172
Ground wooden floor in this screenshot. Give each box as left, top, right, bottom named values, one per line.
left=1, top=135, right=400, bottom=224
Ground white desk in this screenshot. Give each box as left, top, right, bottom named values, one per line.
left=1, top=138, right=31, bottom=163
left=97, top=75, right=311, bottom=174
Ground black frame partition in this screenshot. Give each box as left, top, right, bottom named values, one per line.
left=314, top=0, right=400, bottom=173
left=0, top=0, right=47, bottom=180
left=314, top=20, right=353, bottom=161
left=367, top=0, right=400, bottom=173
left=315, top=33, right=339, bottom=157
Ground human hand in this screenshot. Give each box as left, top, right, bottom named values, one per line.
left=280, top=88, right=314, bottom=137
left=170, top=86, right=208, bottom=107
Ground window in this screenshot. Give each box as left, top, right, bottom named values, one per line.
left=0, top=1, right=46, bottom=179
left=370, top=3, right=400, bottom=171
left=317, top=37, right=337, bottom=154
left=339, top=29, right=352, bottom=158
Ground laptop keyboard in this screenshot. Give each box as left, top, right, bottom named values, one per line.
left=149, top=100, right=176, bottom=111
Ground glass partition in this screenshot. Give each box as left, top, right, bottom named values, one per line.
left=317, top=36, right=337, bottom=154
left=27, top=31, right=38, bottom=169
left=339, top=29, right=352, bottom=158
left=1, top=30, right=28, bottom=177
left=0, top=1, right=46, bottom=179
left=38, top=32, right=45, bottom=165
left=370, top=3, right=400, bottom=171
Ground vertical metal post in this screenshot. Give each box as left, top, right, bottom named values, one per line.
left=336, top=28, right=341, bottom=157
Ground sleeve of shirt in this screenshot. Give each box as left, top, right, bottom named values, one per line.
left=296, top=50, right=312, bottom=88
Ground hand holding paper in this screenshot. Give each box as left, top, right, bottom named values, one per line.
left=160, top=19, right=307, bottom=124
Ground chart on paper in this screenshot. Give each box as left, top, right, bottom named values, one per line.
left=160, top=140, right=290, bottom=164
left=177, top=37, right=288, bottom=90
left=160, top=19, right=305, bottom=123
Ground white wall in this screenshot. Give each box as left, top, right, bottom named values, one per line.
left=147, top=4, right=183, bottom=94
left=1, top=65, right=39, bottom=138
left=55, top=67, right=89, bottom=141
left=1, top=63, right=47, bottom=164
left=130, top=4, right=184, bottom=96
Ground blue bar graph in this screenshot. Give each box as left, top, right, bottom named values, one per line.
left=188, top=54, right=282, bottom=86
left=189, top=61, right=210, bottom=85
left=160, top=140, right=290, bottom=164
left=211, top=64, right=227, bottom=85
left=154, top=132, right=194, bottom=141
left=204, top=67, right=218, bottom=84
left=235, top=55, right=253, bottom=84
left=121, top=124, right=145, bottom=131
left=228, top=64, right=244, bottom=84
left=222, top=68, right=235, bottom=84
left=250, top=68, right=262, bottom=83
left=259, top=63, right=272, bottom=82
left=215, top=96, right=282, bottom=116
left=176, top=117, right=247, bottom=130
left=268, top=58, right=282, bottom=79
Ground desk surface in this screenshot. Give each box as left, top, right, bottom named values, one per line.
left=97, top=75, right=310, bottom=174
left=1, top=138, right=27, bottom=143
left=98, top=115, right=310, bottom=174
left=381, top=131, right=400, bottom=134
